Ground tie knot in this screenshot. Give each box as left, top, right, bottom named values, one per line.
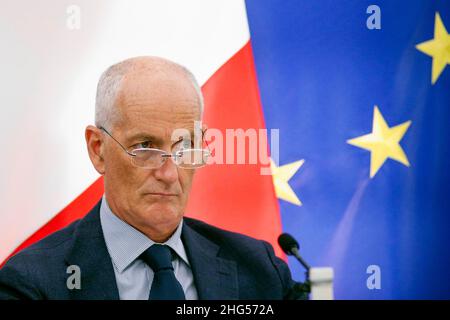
left=140, top=244, right=173, bottom=272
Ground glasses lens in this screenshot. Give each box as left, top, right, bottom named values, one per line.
left=131, top=149, right=165, bottom=168
left=175, top=149, right=210, bottom=168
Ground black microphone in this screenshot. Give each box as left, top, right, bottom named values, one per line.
left=278, top=233, right=311, bottom=299
left=278, top=233, right=311, bottom=271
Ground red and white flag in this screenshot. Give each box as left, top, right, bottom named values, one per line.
left=0, top=0, right=284, bottom=266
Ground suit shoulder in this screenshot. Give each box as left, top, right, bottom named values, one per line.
left=6, top=218, right=82, bottom=261
left=183, top=217, right=295, bottom=299
left=0, top=219, right=83, bottom=299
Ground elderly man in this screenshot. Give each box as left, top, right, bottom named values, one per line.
left=0, top=57, right=298, bottom=300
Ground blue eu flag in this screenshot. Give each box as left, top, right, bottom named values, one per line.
left=245, top=0, right=450, bottom=299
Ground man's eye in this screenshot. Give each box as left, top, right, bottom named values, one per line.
left=135, top=141, right=152, bottom=149
left=174, top=139, right=193, bottom=150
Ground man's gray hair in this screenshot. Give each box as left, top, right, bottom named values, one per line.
left=95, top=56, right=204, bottom=129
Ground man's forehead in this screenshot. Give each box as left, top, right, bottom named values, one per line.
left=116, top=72, right=201, bottom=118
left=119, top=71, right=197, bottom=101
left=123, top=124, right=196, bottom=142
left=110, top=66, right=202, bottom=140
left=118, top=100, right=199, bottom=128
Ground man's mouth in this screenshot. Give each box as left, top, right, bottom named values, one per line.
left=145, top=192, right=178, bottom=197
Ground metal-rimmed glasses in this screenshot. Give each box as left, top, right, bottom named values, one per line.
left=99, top=127, right=210, bottom=169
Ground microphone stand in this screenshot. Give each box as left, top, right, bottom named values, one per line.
left=280, top=235, right=334, bottom=300
left=287, top=247, right=311, bottom=300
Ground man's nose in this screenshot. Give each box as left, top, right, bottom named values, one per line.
left=153, top=156, right=179, bottom=184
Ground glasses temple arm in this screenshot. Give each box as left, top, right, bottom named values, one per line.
left=99, top=126, right=136, bottom=156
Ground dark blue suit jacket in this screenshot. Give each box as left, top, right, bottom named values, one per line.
left=0, top=201, right=299, bottom=300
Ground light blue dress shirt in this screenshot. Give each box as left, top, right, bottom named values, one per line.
left=99, top=196, right=198, bottom=300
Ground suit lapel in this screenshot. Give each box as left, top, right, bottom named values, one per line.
left=65, top=201, right=120, bottom=300
left=182, top=221, right=239, bottom=300
left=64, top=202, right=238, bottom=300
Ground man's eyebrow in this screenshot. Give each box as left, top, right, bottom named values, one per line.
left=125, top=130, right=196, bottom=146
left=177, top=130, right=196, bottom=139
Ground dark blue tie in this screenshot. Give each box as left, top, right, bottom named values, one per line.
left=140, top=244, right=186, bottom=300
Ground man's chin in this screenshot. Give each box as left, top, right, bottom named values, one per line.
left=139, top=203, right=183, bottom=224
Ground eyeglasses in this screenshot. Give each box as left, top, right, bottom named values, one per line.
left=99, top=127, right=210, bottom=169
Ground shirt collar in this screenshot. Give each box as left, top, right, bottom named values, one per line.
left=99, top=196, right=189, bottom=273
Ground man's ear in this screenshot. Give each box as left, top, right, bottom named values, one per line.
left=85, top=125, right=105, bottom=175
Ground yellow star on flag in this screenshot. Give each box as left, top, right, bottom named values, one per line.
left=416, top=12, right=450, bottom=84
left=347, top=106, right=411, bottom=178
left=270, top=158, right=304, bottom=206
